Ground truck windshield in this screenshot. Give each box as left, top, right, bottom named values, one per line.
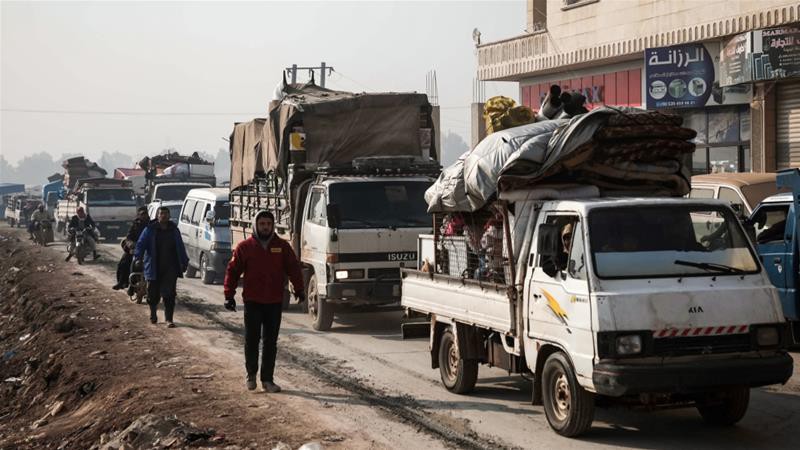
left=329, top=180, right=432, bottom=229
left=588, top=205, right=759, bottom=279
left=155, top=185, right=201, bottom=202
left=214, top=201, right=230, bottom=226
left=86, top=189, right=136, bottom=206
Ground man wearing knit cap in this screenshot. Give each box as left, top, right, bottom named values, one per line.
left=223, top=210, right=305, bottom=393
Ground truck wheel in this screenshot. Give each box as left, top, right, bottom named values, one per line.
left=185, top=264, right=197, bottom=278
left=697, top=387, right=750, bottom=426
left=307, top=274, right=333, bottom=331
left=199, top=254, right=215, bottom=284
left=542, top=352, right=594, bottom=437
left=438, top=328, right=478, bottom=394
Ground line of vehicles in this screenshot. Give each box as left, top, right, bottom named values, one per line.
left=3, top=83, right=798, bottom=438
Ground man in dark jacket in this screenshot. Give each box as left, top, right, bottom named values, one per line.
left=223, top=210, right=304, bottom=393
left=66, top=207, right=99, bottom=261
left=134, top=206, right=189, bottom=327
left=113, top=206, right=150, bottom=291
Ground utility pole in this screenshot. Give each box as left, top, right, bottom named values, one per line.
left=285, top=62, right=334, bottom=88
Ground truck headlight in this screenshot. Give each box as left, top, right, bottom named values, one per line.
left=756, top=326, right=779, bottom=347
left=335, top=269, right=364, bottom=280
left=615, top=335, right=643, bottom=355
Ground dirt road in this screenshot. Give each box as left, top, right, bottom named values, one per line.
left=5, top=224, right=800, bottom=449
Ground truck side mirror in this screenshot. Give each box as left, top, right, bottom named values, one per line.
left=326, top=203, right=341, bottom=229
left=536, top=223, right=560, bottom=258
left=205, top=210, right=215, bottom=223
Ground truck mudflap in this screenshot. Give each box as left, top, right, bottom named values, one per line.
left=326, top=280, right=401, bottom=306
left=593, top=352, right=793, bottom=397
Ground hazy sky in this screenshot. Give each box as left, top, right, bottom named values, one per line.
left=1, top=1, right=523, bottom=166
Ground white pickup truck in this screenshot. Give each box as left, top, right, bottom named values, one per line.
left=402, top=195, right=793, bottom=437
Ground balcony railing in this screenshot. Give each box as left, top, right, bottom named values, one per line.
left=476, top=30, right=550, bottom=81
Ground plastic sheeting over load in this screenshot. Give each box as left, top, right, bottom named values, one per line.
left=425, top=107, right=696, bottom=213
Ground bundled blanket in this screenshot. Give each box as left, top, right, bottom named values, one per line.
left=426, top=107, right=696, bottom=213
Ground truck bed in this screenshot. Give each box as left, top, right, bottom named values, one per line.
left=401, top=269, right=513, bottom=334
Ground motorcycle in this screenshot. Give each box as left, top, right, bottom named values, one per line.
left=32, top=220, right=54, bottom=246
left=70, top=228, right=94, bottom=265
left=128, top=259, right=147, bottom=304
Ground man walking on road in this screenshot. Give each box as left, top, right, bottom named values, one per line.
left=113, top=206, right=149, bottom=292
left=134, top=207, right=189, bottom=327
left=223, top=210, right=304, bottom=393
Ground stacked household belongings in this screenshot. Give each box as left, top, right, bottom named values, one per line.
left=137, top=151, right=213, bottom=179
left=426, top=106, right=696, bottom=214
left=62, top=157, right=107, bottom=192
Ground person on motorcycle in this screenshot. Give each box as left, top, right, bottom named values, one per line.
left=28, top=205, right=50, bottom=244
left=28, top=205, right=48, bottom=240
left=65, top=207, right=99, bottom=262
left=113, top=206, right=150, bottom=292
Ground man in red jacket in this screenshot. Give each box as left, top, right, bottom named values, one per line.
left=223, top=210, right=305, bottom=392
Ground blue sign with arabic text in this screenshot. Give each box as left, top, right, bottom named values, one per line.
left=645, top=43, right=714, bottom=109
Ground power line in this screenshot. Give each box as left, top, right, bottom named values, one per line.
left=1, top=108, right=263, bottom=116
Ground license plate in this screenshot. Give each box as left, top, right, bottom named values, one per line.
left=107, top=225, right=120, bottom=229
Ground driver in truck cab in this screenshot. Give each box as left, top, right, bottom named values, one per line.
left=542, top=222, right=573, bottom=277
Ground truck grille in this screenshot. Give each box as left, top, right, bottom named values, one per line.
left=653, top=333, right=751, bottom=356
left=368, top=268, right=401, bottom=280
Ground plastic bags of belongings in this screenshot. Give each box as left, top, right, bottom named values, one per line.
left=426, top=106, right=696, bottom=213
left=483, top=96, right=536, bottom=134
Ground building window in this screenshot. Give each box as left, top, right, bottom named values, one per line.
left=682, top=105, right=750, bottom=174
left=562, top=0, right=600, bottom=10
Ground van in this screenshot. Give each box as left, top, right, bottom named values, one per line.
left=689, top=173, right=787, bottom=218
left=178, top=188, right=232, bottom=284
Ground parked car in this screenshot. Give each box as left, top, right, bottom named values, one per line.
left=177, top=188, right=231, bottom=284
left=690, top=173, right=787, bottom=217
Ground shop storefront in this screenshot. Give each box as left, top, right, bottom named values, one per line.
left=720, top=25, right=800, bottom=171
left=682, top=105, right=751, bottom=173
left=645, top=41, right=753, bottom=174
left=776, top=81, right=800, bottom=168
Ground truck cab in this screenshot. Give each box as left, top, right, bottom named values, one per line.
left=300, top=173, right=435, bottom=330
left=402, top=196, right=792, bottom=437
left=747, top=168, right=800, bottom=337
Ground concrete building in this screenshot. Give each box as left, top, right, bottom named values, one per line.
left=476, top=0, right=800, bottom=173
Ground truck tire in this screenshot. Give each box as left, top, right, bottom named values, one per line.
left=542, top=352, right=594, bottom=437
left=307, top=274, right=333, bottom=331
left=199, top=254, right=215, bottom=284
left=697, top=387, right=750, bottom=426
left=438, top=328, right=478, bottom=394
left=184, top=264, right=197, bottom=278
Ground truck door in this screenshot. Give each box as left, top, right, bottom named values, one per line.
left=752, top=203, right=794, bottom=319
left=301, top=188, right=331, bottom=286
left=528, top=214, right=593, bottom=369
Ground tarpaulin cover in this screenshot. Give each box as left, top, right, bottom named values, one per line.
left=425, top=107, right=695, bottom=213
left=229, top=119, right=266, bottom=190
left=229, top=84, right=432, bottom=191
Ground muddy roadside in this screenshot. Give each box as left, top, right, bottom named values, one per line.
left=0, top=228, right=373, bottom=450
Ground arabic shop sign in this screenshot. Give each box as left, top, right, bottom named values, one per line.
left=720, top=33, right=752, bottom=86
left=755, top=27, right=800, bottom=82
left=645, top=42, right=751, bottom=109
left=720, top=26, right=800, bottom=86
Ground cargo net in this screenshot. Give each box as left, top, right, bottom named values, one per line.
left=432, top=207, right=511, bottom=285
left=229, top=171, right=288, bottom=228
